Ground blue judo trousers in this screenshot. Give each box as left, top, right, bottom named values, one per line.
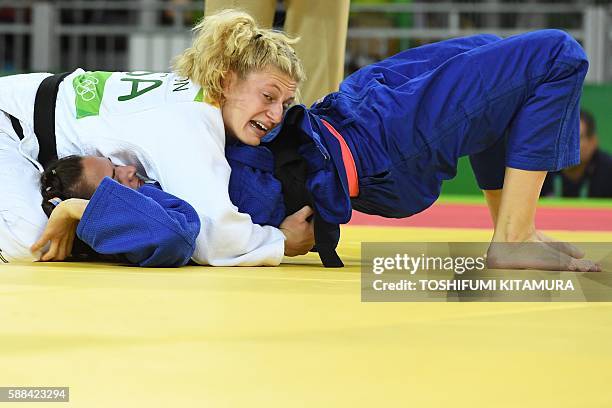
left=226, top=30, right=589, bottom=258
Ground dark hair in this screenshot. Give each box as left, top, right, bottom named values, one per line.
left=40, top=155, right=88, bottom=217
left=40, top=155, right=117, bottom=262
left=580, top=110, right=596, bottom=139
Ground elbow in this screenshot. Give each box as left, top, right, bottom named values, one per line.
left=132, top=236, right=196, bottom=267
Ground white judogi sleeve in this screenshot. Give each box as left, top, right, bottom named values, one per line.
left=144, top=104, right=287, bottom=267
left=52, top=70, right=286, bottom=266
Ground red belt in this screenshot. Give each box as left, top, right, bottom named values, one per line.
left=320, top=119, right=359, bottom=198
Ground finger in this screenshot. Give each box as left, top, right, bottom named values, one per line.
left=59, top=232, right=75, bottom=261
left=66, top=232, right=75, bottom=259
left=56, top=238, right=68, bottom=261
left=296, top=205, right=314, bottom=219
left=41, top=240, right=60, bottom=262
left=56, top=232, right=72, bottom=261
left=30, top=235, right=49, bottom=253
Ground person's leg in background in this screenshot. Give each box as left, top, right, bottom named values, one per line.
left=204, top=0, right=277, bottom=31
left=284, top=0, right=350, bottom=106
left=0, top=114, right=47, bottom=263
left=205, top=0, right=350, bottom=107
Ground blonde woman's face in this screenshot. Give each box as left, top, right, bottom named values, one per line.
left=221, top=67, right=297, bottom=146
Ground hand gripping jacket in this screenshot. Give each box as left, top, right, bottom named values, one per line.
left=227, top=105, right=352, bottom=267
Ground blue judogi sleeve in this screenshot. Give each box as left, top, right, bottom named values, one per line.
left=226, top=143, right=286, bottom=227
left=76, top=177, right=201, bottom=267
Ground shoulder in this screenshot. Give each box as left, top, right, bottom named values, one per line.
left=185, top=101, right=225, bottom=151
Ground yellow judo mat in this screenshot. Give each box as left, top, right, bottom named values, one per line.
left=1, top=225, right=612, bottom=407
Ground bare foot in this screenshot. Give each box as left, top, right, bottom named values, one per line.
left=486, top=240, right=600, bottom=272
left=534, top=230, right=585, bottom=259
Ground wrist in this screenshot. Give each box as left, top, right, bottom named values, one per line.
left=279, top=227, right=289, bottom=240
left=63, top=198, right=89, bottom=220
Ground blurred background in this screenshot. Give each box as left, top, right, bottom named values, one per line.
left=0, top=0, right=610, bottom=197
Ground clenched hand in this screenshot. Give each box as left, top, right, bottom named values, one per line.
left=280, top=206, right=315, bottom=257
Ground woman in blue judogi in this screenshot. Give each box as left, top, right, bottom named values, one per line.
left=228, top=29, right=597, bottom=271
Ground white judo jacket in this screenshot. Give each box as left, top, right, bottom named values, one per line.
left=0, top=69, right=285, bottom=266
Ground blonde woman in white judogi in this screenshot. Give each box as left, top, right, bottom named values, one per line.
left=0, top=10, right=313, bottom=265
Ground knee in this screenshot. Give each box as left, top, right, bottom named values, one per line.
left=532, top=29, right=573, bottom=45
left=535, top=29, right=587, bottom=64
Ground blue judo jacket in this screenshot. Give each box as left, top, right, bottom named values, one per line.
left=227, top=106, right=352, bottom=227
left=76, top=177, right=200, bottom=267
left=226, top=30, right=588, bottom=231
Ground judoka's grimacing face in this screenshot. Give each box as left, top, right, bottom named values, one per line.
left=222, top=67, right=297, bottom=146
left=81, top=156, right=143, bottom=195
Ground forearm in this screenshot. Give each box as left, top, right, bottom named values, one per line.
left=190, top=216, right=285, bottom=266
left=46, top=198, right=89, bottom=225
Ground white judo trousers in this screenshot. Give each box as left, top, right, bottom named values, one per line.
left=0, top=70, right=285, bottom=265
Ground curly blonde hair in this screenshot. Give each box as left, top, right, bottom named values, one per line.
left=173, top=9, right=306, bottom=104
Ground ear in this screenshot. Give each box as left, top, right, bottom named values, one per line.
left=222, top=71, right=239, bottom=95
